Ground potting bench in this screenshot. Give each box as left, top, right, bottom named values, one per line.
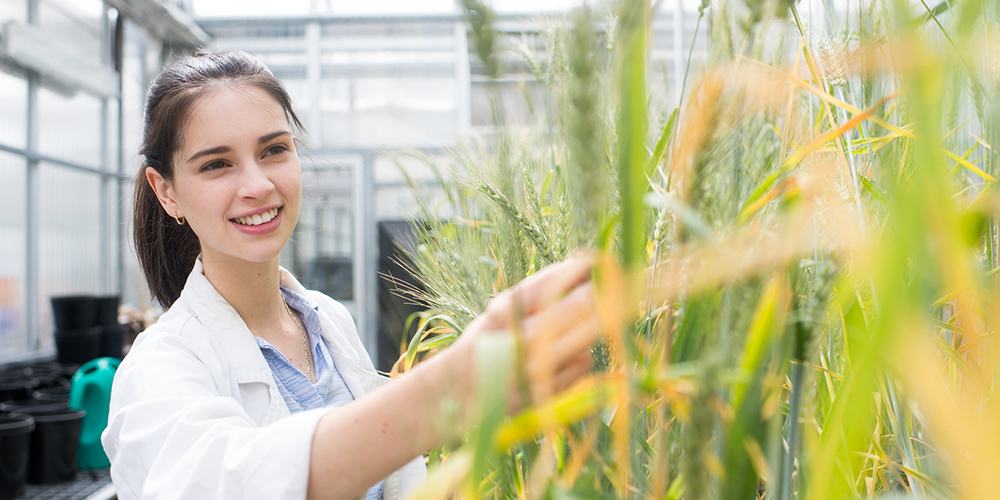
left=20, top=469, right=115, bottom=500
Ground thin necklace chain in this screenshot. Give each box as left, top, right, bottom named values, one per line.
left=282, top=296, right=314, bottom=383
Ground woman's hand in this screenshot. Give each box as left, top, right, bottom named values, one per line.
left=307, top=255, right=604, bottom=500
left=455, top=255, right=602, bottom=411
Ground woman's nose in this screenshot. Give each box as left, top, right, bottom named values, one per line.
left=238, top=161, right=275, bottom=199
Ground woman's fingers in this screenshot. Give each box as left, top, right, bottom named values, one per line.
left=522, top=281, right=595, bottom=343
left=545, top=315, right=601, bottom=367
left=552, top=351, right=594, bottom=393
left=527, top=349, right=595, bottom=404
left=465, top=254, right=606, bottom=409
left=525, top=314, right=601, bottom=401
left=497, top=256, right=595, bottom=317
left=526, top=315, right=601, bottom=373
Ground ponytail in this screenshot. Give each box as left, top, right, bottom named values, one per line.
left=132, top=50, right=302, bottom=309
left=133, top=166, right=200, bottom=308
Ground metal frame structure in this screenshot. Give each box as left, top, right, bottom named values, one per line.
left=0, top=0, right=204, bottom=361
left=0, top=1, right=122, bottom=361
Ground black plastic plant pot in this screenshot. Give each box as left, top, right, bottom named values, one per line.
left=95, top=296, right=120, bottom=326
left=14, top=366, right=62, bottom=390
left=50, top=296, right=98, bottom=330
left=54, top=327, right=103, bottom=364
left=16, top=407, right=85, bottom=484
left=52, top=363, right=81, bottom=381
left=0, top=377, right=35, bottom=404
left=33, top=385, right=71, bottom=403
left=0, top=399, right=68, bottom=414
left=0, top=413, right=35, bottom=500
left=100, top=324, right=124, bottom=359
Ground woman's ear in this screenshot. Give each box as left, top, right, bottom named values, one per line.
left=145, top=167, right=182, bottom=219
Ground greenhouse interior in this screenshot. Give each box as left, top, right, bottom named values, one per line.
left=1, top=0, right=999, bottom=499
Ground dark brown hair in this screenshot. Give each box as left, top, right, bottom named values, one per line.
left=134, top=50, right=303, bottom=308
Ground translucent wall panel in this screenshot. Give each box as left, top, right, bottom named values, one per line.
left=0, top=152, right=26, bottom=354
left=0, top=70, right=27, bottom=150
left=38, top=163, right=101, bottom=346
left=0, top=0, right=25, bottom=23
left=281, top=78, right=310, bottom=142
left=470, top=81, right=549, bottom=127
left=38, top=87, right=102, bottom=169
left=321, top=77, right=457, bottom=147
left=119, top=176, right=151, bottom=311
left=38, top=0, right=104, bottom=70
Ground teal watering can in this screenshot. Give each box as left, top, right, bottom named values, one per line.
left=69, top=357, right=119, bottom=470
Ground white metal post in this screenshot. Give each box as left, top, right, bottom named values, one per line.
left=306, top=20, right=323, bottom=148
left=100, top=5, right=112, bottom=294
left=352, top=153, right=377, bottom=359
left=454, top=19, right=471, bottom=131
left=25, top=0, right=39, bottom=351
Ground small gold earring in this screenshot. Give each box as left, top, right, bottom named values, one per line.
left=174, top=212, right=186, bottom=225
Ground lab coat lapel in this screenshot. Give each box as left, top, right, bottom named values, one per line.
left=180, top=258, right=291, bottom=423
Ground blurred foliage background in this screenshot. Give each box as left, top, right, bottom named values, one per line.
left=390, top=0, right=1000, bottom=498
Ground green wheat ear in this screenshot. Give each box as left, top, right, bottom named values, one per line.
left=564, top=5, right=607, bottom=246
left=478, top=181, right=558, bottom=265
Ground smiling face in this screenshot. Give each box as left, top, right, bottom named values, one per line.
left=146, top=84, right=301, bottom=269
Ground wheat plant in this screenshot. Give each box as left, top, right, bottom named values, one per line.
left=393, top=0, right=1000, bottom=499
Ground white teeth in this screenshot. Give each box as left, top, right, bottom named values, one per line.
left=235, top=208, right=278, bottom=226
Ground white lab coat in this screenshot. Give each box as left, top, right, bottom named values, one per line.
left=102, top=258, right=426, bottom=500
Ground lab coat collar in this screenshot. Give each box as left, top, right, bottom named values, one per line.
left=175, top=257, right=386, bottom=423
left=177, top=257, right=279, bottom=386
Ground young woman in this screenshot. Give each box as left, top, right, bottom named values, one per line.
left=103, top=50, right=602, bottom=500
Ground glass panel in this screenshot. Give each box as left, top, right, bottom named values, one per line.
left=120, top=20, right=148, bottom=170
left=0, top=0, right=25, bottom=23
left=471, top=81, right=547, bottom=126
left=295, top=161, right=355, bottom=301
left=38, top=87, right=102, bottom=168
left=322, top=77, right=456, bottom=147
left=120, top=177, right=152, bottom=311
left=38, top=0, right=104, bottom=69
left=103, top=176, right=120, bottom=291
left=0, top=70, right=27, bottom=150
left=0, top=151, right=26, bottom=355
left=38, top=163, right=102, bottom=347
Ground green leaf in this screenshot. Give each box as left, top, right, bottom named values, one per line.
left=648, top=108, right=679, bottom=173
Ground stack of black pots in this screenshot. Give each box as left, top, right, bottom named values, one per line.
left=0, top=361, right=85, bottom=499
left=52, top=295, right=123, bottom=364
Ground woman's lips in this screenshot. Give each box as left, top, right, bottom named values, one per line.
left=231, top=207, right=282, bottom=235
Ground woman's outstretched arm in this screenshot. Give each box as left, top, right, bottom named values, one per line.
left=307, top=256, right=602, bottom=500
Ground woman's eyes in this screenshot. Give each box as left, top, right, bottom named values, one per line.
left=197, top=145, right=289, bottom=172
left=264, top=144, right=289, bottom=157
left=200, top=160, right=228, bottom=172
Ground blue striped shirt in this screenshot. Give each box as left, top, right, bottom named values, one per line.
left=255, top=286, right=384, bottom=500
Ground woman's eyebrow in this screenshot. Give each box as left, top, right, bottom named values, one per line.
left=259, top=130, right=290, bottom=143
left=186, top=131, right=290, bottom=163
left=187, top=145, right=230, bottom=163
